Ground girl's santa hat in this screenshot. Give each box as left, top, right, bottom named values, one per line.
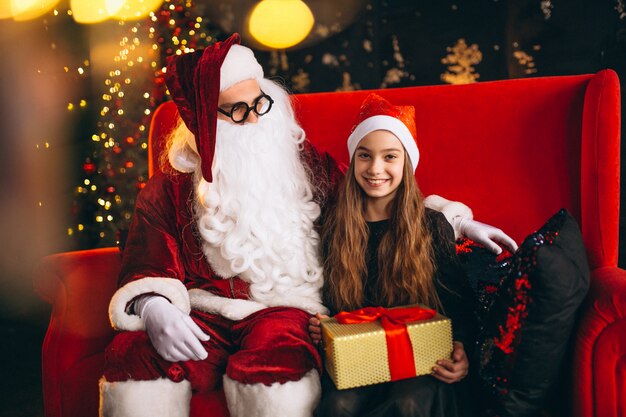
left=164, top=33, right=264, bottom=182
left=347, top=93, right=419, bottom=172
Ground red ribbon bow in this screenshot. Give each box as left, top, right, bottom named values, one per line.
left=335, top=306, right=436, bottom=381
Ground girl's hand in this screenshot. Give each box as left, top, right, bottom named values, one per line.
left=308, top=313, right=329, bottom=345
left=431, top=341, right=469, bottom=384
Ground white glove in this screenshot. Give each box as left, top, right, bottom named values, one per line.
left=454, top=217, right=518, bottom=255
left=135, top=295, right=210, bottom=362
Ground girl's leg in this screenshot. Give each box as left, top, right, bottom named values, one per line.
left=362, top=376, right=460, bottom=417
left=316, top=373, right=380, bottom=417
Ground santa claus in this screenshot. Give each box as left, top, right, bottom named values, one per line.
left=98, top=33, right=516, bottom=417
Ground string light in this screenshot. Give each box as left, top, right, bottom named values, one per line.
left=68, top=0, right=218, bottom=246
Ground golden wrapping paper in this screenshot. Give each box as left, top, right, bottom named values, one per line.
left=321, top=307, right=453, bottom=390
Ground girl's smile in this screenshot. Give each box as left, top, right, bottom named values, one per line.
left=363, top=177, right=391, bottom=187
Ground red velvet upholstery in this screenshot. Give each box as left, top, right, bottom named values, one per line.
left=34, top=70, right=622, bottom=417
left=34, top=248, right=120, bottom=417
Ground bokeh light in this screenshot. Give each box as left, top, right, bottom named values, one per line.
left=70, top=0, right=125, bottom=24
left=0, top=2, right=13, bottom=19
left=9, top=0, right=60, bottom=21
left=112, top=0, right=164, bottom=21
left=249, top=0, right=314, bottom=49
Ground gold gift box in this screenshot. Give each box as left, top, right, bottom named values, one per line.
left=321, top=306, right=453, bottom=390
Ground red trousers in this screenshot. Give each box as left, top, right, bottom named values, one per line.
left=103, top=307, right=321, bottom=393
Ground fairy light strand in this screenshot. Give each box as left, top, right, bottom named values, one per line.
left=67, top=0, right=219, bottom=247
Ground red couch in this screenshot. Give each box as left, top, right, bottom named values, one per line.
left=34, top=69, right=623, bottom=417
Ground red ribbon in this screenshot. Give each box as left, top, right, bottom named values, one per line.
left=335, top=306, right=436, bottom=381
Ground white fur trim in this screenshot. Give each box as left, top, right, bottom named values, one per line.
left=223, top=370, right=320, bottom=417
left=109, top=277, right=190, bottom=331
left=220, top=44, right=264, bottom=92
left=347, top=115, right=419, bottom=172
left=189, top=288, right=268, bottom=321
left=424, top=194, right=474, bottom=239
left=263, top=295, right=329, bottom=316
left=99, top=377, right=191, bottom=417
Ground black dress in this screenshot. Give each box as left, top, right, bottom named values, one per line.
left=316, top=209, right=477, bottom=417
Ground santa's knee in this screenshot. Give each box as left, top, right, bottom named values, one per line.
left=230, top=309, right=320, bottom=385
left=226, top=341, right=320, bottom=385
left=246, top=306, right=311, bottom=336
left=103, top=331, right=164, bottom=382
left=106, top=330, right=150, bottom=356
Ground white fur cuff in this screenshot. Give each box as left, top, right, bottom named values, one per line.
left=223, top=370, right=320, bottom=417
left=99, top=377, right=191, bottom=417
left=266, top=296, right=329, bottom=316
left=109, top=277, right=190, bottom=331
left=189, top=288, right=268, bottom=321
left=424, top=194, right=473, bottom=239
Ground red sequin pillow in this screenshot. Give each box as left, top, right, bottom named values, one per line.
left=457, top=209, right=590, bottom=417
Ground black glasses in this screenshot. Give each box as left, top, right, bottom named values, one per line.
left=217, top=92, right=274, bottom=124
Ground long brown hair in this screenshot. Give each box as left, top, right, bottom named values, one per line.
left=322, top=154, right=440, bottom=312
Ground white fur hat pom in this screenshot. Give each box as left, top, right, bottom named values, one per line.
left=220, top=44, right=264, bottom=92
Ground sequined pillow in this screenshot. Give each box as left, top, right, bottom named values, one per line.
left=456, top=238, right=511, bottom=329
left=464, top=209, right=590, bottom=417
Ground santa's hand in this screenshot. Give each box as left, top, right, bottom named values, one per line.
left=454, top=217, right=518, bottom=254
left=136, top=295, right=210, bottom=362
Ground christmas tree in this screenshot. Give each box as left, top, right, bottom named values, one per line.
left=70, top=0, right=221, bottom=248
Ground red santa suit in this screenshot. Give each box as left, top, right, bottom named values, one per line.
left=98, top=33, right=350, bottom=417
left=104, top=139, right=343, bottom=388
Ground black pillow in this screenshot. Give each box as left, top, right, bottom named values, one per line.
left=457, top=209, right=590, bottom=417
left=455, top=238, right=512, bottom=330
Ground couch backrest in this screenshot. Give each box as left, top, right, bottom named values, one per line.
left=149, top=70, right=620, bottom=269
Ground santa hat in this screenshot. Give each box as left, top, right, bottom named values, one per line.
left=164, top=33, right=264, bottom=182
left=347, top=93, right=419, bottom=172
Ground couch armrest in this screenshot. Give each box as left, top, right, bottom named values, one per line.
left=33, top=247, right=122, bottom=417
left=572, top=266, right=626, bottom=417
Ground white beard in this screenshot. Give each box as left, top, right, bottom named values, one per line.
left=192, top=109, right=327, bottom=314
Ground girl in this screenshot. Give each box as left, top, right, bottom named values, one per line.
left=309, top=93, right=477, bottom=417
